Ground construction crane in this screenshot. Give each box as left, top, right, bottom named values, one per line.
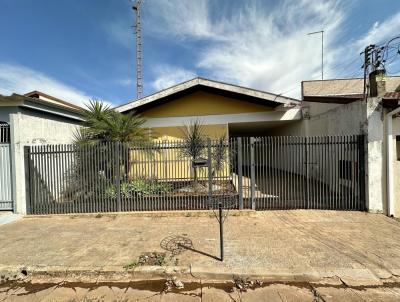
left=132, top=0, right=143, bottom=99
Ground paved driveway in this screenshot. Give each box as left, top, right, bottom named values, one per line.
left=1, top=210, right=400, bottom=284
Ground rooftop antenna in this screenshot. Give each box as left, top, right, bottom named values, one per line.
left=132, top=0, right=143, bottom=99
left=308, top=30, right=324, bottom=80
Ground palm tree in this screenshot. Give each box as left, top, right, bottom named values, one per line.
left=75, top=100, right=149, bottom=144
left=65, top=100, right=151, bottom=202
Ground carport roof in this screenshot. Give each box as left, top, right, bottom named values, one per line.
left=115, top=77, right=300, bottom=113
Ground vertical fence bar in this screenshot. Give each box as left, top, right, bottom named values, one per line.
left=207, top=138, right=212, bottom=207
left=271, top=136, right=275, bottom=209
left=115, top=142, right=121, bottom=212
left=317, top=137, right=322, bottom=209
left=237, top=137, right=243, bottom=210
left=352, top=135, right=356, bottom=210
left=359, top=135, right=366, bottom=210
left=262, top=137, right=266, bottom=209
left=266, top=137, right=270, bottom=209
left=338, top=136, right=343, bottom=209
left=305, top=137, right=310, bottom=209
left=250, top=137, right=256, bottom=210
left=24, top=146, right=31, bottom=214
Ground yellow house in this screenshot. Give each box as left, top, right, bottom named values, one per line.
left=115, top=77, right=301, bottom=140
left=115, top=78, right=301, bottom=181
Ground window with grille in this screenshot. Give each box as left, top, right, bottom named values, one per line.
left=0, top=123, right=10, bottom=143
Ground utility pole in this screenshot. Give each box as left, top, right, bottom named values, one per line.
left=308, top=30, right=324, bottom=80
left=132, top=0, right=143, bottom=99
left=361, top=44, right=385, bottom=101
left=362, top=45, right=375, bottom=101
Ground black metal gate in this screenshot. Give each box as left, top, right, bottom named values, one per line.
left=232, top=135, right=365, bottom=211
left=25, top=135, right=365, bottom=214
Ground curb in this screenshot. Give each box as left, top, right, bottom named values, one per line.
left=1, top=265, right=394, bottom=287
left=22, top=210, right=257, bottom=219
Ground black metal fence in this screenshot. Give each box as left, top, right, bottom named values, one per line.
left=25, top=140, right=235, bottom=214
left=234, top=136, right=365, bottom=211
left=25, top=135, right=366, bottom=214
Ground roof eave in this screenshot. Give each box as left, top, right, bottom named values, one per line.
left=115, top=77, right=299, bottom=113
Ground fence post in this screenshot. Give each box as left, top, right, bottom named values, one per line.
left=24, top=146, right=32, bottom=214
left=305, top=137, right=310, bottom=209
left=115, top=142, right=121, bottom=212
left=237, top=138, right=243, bottom=210
left=207, top=138, right=213, bottom=206
left=359, top=135, right=366, bottom=210
left=250, top=137, right=256, bottom=210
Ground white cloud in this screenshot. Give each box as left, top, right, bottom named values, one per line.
left=146, top=0, right=347, bottom=98
left=104, top=0, right=400, bottom=98
left=146, top=0, right=400, bottom=98
left=356, top=12, right=400, bottom=50
left=145, top=0, right=214, bottom=40
left=151, top=65, right=197, bottom=91
left=0, top=63, right=91, bottom=107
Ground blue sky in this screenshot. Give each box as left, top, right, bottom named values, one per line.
left=0, top=0, right=399, bottom=106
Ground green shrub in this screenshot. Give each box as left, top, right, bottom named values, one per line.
left=154, top=182, right=173, bottom=194
left=105, top=185, right=117, bottom=198
left=105, top=179, right=173, bottom=198
left=129, top=178, right=152, bottom=196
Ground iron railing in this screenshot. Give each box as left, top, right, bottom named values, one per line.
left=24, top=135, right=366, bottom=214
left=235, top=135, right=365, bottom=211
left=25, top=139, right=235, bottom=214
left=0, top=144, right=13, bottom=210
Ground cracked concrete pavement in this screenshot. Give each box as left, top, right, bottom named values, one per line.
left=2, top=280, right=400, bottom=301
left=1, top=210, right=400, bottom=285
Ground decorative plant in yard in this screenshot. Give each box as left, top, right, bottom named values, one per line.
left=178, top=121, right=229, bottom=194
left=74, top=100, right=149, bottom=144
left=106, top=178, right=172, bottom=198
left=212, top=135, right=227, bottom=177
left=64, top=100, right=153, bottom=202
left=179, top=121, right=206, bottom=191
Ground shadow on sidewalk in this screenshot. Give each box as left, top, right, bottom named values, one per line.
left=160, top=235, right=219, bottom=261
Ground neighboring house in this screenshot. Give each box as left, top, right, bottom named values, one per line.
left=0, top=91, right=83, bottom=214
left=115, top=77, right=301, bottom=139
left=273, top=74, right=400, bottom=217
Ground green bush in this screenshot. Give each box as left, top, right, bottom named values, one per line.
left=105, top=185, right=117, bottom=198
left=105, top=179, right=172, bottom=198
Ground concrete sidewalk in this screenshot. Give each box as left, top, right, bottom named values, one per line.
left=1, top=210, right=400, bottom=285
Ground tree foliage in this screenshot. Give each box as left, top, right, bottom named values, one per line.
left=75, top=100, right=150, bottom=144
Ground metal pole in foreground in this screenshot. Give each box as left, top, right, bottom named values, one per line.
left=219, top=201, right=224, bottom=261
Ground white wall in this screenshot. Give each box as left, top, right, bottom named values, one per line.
left=269, top=100, right=365, bottom=137
left=392, top=117, right=400, bottom=217
left=366, top=98, right=385, bottom=213
left=10, top=109, right=80, bottom=214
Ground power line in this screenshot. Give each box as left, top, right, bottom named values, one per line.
left=360, top=34, right=400, bottom=100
